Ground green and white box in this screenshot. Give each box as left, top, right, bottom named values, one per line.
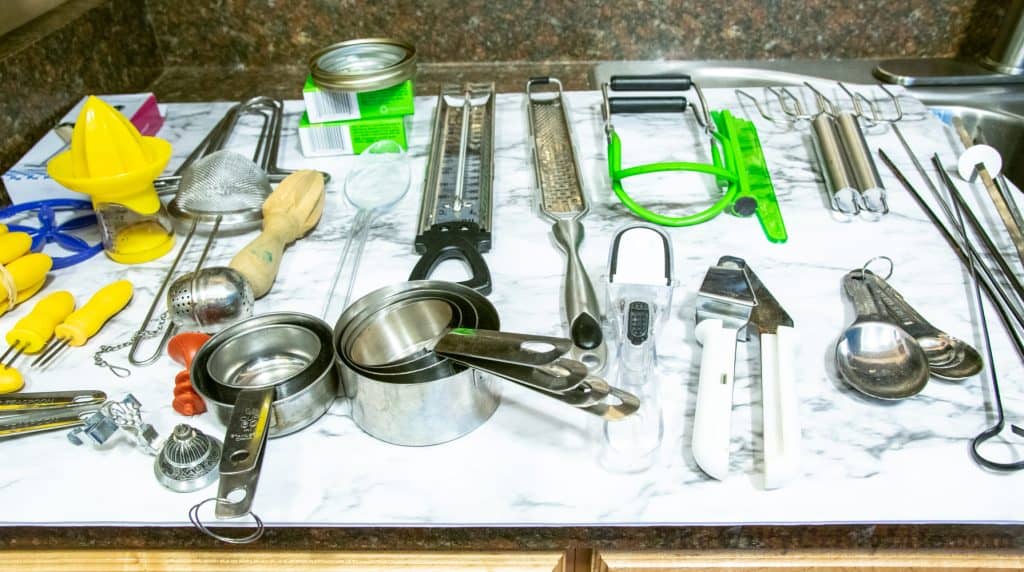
left=302, top=77, right=415, bottom=123
left=298, top=112, right=408, bottom=157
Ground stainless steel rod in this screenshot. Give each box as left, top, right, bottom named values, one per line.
left=879, top=150, right=1024, bottom=359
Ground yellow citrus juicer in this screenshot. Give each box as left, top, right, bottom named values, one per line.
left=47, top=96, right=175, bottom=264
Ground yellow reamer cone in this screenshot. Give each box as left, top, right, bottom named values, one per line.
left=47, top=96, right=174, bottom=264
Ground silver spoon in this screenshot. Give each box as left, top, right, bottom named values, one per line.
left=835, top=271, right=931, bottom=399
left=861, top=271, right=983, bottom=380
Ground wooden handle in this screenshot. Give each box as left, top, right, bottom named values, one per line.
left=228, top=170, right=326, bottom=299
left=228, top=219, right=295, bottom=299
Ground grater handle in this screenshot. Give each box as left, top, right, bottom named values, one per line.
left=551, top=218, right=606, bottom=372
left=409, top=228, right=492, bottom=295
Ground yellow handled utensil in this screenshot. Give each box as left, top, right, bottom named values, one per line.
left=0, top=232, right=32, bottom=265
left=0, top=367, right=24, bottom=394
left=0, top=290, right=75, bottom=369
left=32, top=280, right=133, bottom=369
left=0, top=253, right=53, bottom=314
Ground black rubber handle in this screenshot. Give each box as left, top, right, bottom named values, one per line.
left=528, top=76, right=552, bottom=85
left=610, top=75, right=692, bottom=92
left=607, top=97, right=687, bottom=114
left=410, top=225, right=492, bottom=295
left=570, top=313, right=603, bottom=350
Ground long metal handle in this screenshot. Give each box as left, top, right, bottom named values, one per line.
left=216, top=388, right=273, bottom=519
left=880, top=149, right=1024, bottom=355
left=551, top=218, right=607, bottom=372
left=809, top=114, right=859, bottom=216
left=447, top=354, right=589, bottom=395
left=0, top=407, right=99, bottom=439
left=459, top=357, right=640, bottom=420
left=0, top=390, right=106, bottom=412
left=434, top=329, right=573, bottom=367
left=128, top=218, right=199, bottom=366
left=834, top=112, right=887, bottom=214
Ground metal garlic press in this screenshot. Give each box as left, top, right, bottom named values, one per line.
left=693, top=256, right=799, bottom=488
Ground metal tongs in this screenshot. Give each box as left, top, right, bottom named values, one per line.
left=693, top=257, right=799, bottom=488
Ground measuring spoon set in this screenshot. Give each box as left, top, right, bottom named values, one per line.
left=835, top=266, right=982, bottom=400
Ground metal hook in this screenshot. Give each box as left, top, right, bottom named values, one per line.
left=838, top=82, right=907, bottom=124
left=735, top=89, right=797, bottom=125
left=803, top=82, right=838, bottom=117
left=776, top=87, right=813, bottom=120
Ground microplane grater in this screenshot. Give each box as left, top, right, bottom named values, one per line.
left=526, top=77, right=607, bottom=373
left=409, top=83, right=495, bottom=294
left=529, top=91, right=587, bottom=218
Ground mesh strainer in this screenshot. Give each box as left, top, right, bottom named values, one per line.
left=128, top=151, right=273, bottom=366
left=167, top=150, right=272, bottom=231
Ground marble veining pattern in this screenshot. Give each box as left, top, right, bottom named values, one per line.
left=0, top=86, right=1020, bottom=527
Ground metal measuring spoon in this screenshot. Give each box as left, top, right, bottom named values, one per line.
left=861, top=271, right=983, bottom=381
left=835, top=271, right=930, bottom=399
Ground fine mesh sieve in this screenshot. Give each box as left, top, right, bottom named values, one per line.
left=128, top=151, right=273, bottom=366
left=168, top=150, right=273, bottom=230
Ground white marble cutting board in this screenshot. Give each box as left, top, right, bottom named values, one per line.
left=0, top=85, right=1021, bottom=527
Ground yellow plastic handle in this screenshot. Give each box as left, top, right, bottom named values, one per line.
left=6, top=291, right=76, bottom=353
left=0, top=233, right=32, bottom=265
left=54, top=280, right=133, bottom=346
left=0, top=367, right=24, bottom=394
left=0, top=253, right=53, bottom=307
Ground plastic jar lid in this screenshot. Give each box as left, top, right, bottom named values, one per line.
left=308, top=38, right=417, bottom=92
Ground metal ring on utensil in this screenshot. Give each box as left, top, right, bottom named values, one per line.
left=188, top=497, right=264, bottom=544
left=860, top=255, right=894, bottom=281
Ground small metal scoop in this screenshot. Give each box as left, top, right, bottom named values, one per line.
left=859, top=270, right=982, bottom=380
left=835, top=272, right=930, bottom=399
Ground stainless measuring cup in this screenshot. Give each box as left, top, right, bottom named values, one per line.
left=190, top=312, right=337, bottom=519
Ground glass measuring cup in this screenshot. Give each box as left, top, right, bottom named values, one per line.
left=322, top=140, right=411, bottom=319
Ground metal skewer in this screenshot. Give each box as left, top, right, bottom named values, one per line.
left=879, top=147, right=1024, bottom=471
left=943, top=162, right=1024, bottom=472
left=878, top=150, right=1024, bottom=358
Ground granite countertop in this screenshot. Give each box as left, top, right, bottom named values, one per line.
left=1, top=86, right=1022, bottom=551
left=147, top=63, right=598, bottom=102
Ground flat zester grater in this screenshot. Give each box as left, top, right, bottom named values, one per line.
left=409, top=83, right=494, bottom=294
left=526, top=77, right=607, bottom=373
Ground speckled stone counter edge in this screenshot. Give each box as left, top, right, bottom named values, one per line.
left=0, top=0, right=162, bottom=193
left=0, top=524, right=1022, bottom=551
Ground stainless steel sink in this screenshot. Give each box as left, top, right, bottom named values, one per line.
left=593, top=60, right=1024, bottom=189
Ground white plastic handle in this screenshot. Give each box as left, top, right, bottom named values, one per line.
left=760, top=326, right=800, bottom=489
left=692, top=318, right=739, bottom=481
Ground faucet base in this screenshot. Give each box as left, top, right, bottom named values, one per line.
left=874, top=58, right=1024, bottom=86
